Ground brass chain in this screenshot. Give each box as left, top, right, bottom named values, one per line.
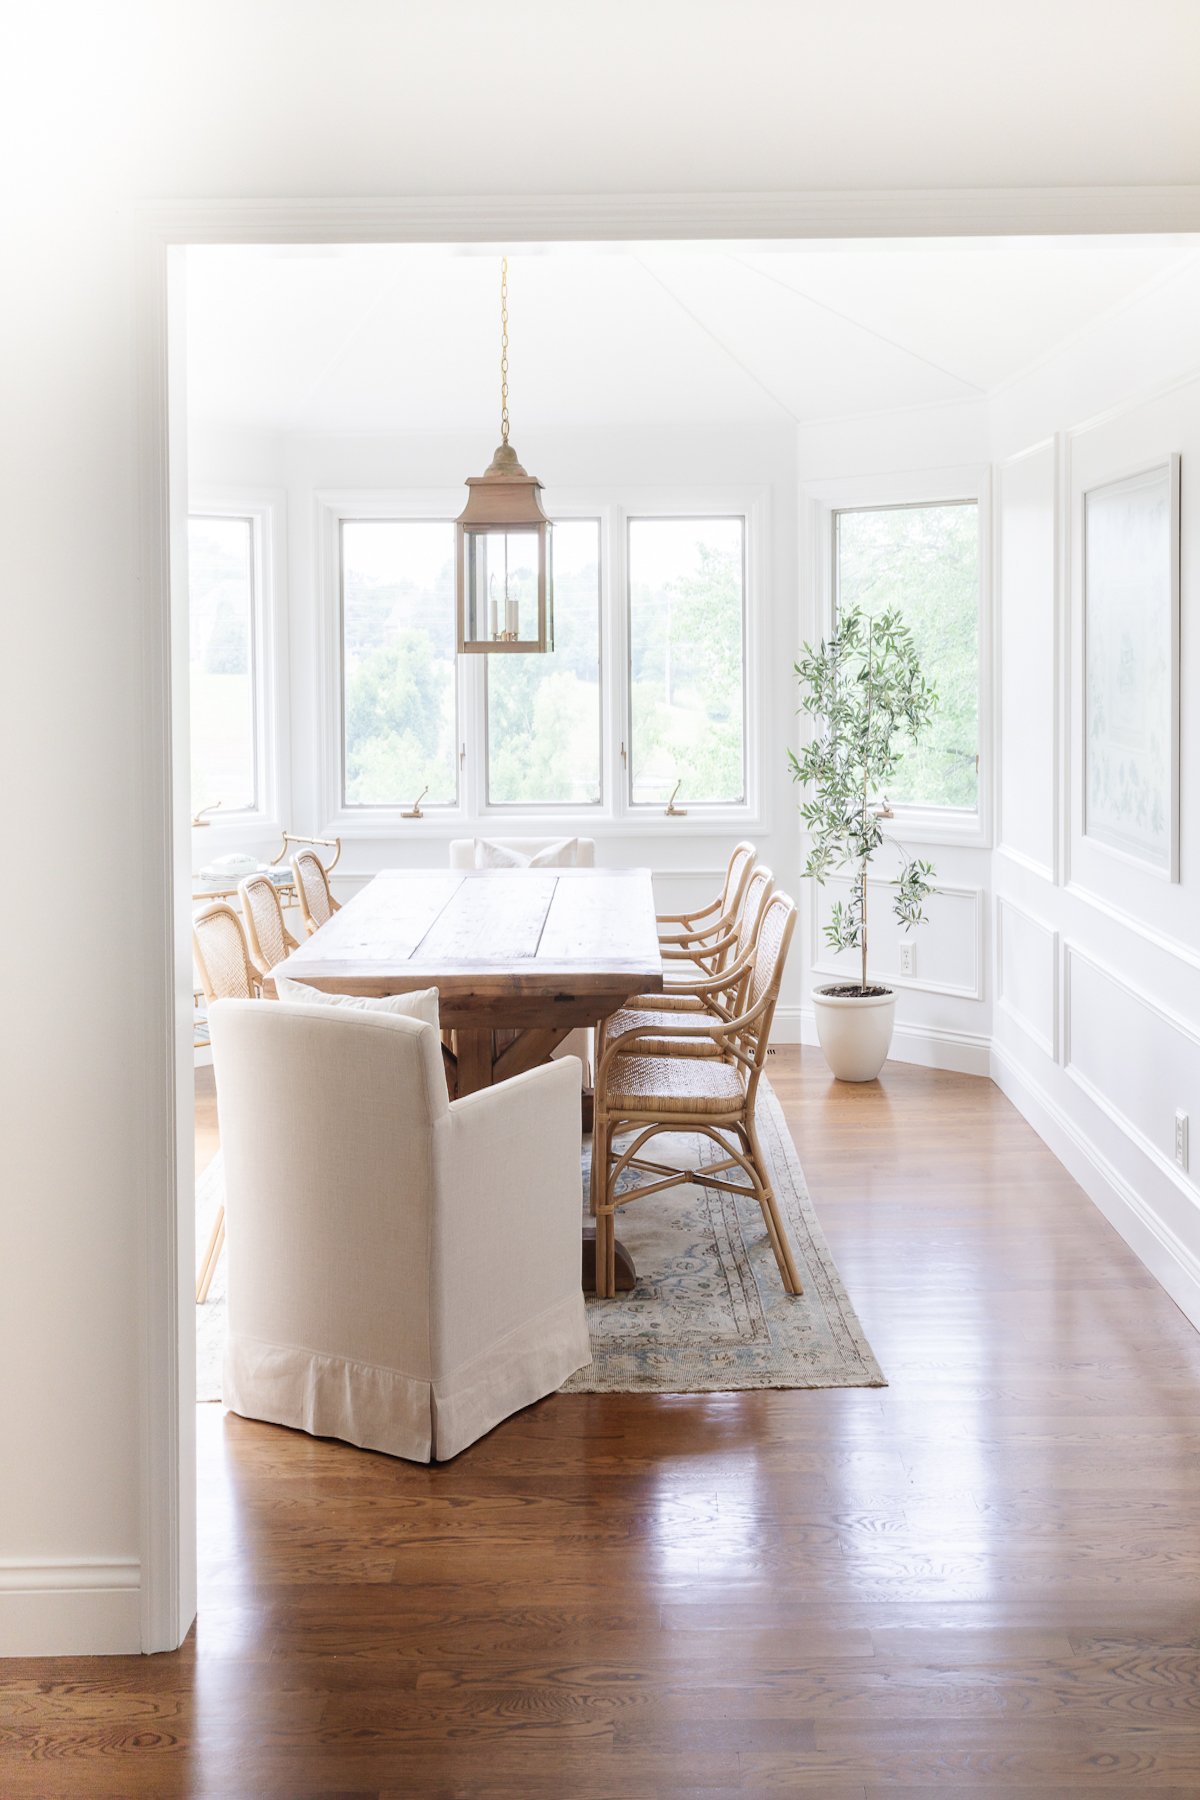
left=499, top=256, right=510, bottom=445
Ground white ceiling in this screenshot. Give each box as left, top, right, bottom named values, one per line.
left=186, top=238, right=1200, bottom=436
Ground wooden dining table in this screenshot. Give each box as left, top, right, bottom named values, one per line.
left=275, top=867, right=665, bottom=1290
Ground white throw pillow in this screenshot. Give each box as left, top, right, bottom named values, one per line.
left=276, top=975, right=440, bottom=1031
left=473, top=837, right=580, bottom=869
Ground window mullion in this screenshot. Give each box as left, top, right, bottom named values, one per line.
left=464, top=650, right=484, bottom=816
left=609, top=506, right=630, bottom=821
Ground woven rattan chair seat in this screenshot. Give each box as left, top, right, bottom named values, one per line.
left=603, top=1052, right=746, bottom=1115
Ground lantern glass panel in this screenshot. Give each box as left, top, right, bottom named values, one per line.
left=463, top=523, right=551, bottom=648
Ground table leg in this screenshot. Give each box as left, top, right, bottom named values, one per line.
left=584, top=1008, right=637, bottom=1294
left=454, top=1029, right=494, bottom=1096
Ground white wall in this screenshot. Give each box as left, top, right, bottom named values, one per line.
left=5, top=0, right=1199, bottom=1657
left=794, top=400, right=995, bottom=1073
left=991, top=258, right=1200, bottom=1329
left=189, top=419, right=807, bottom=1020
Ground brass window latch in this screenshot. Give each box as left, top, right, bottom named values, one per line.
left=401, top=786, right=429, bottom=820
left=665, top=779, right=688, bottom=817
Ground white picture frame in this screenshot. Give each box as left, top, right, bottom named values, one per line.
left=1082, top=455, right=1180, bottom=880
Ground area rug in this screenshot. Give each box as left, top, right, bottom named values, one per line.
left=195, top=1080, right=883, bottom=1403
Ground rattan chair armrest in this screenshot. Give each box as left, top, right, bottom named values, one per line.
left=677, top=944, right=754, bottom=995
left=656, top=899, right=744, bottom=949
left=597, top=1017, right=724, bottom=1087
left=655, top=896, right=721, bottom=929
left=661, top=944, right=718, bottom=965
left=662, top=920, right=743, bottom=967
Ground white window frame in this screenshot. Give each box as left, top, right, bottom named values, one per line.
left=624, top=504, right=754, bottom=814
left=315, top=486, right=768, bottom=838
left=187, top=489, right=288, bottom=843
left=324, top=495, right=465, bottom=822
left=805, top=465, right=992, bottom=850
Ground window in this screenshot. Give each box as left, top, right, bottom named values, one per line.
left=486, top=518, right=602, bottom=806
left=325, top=493, right=759, bottom=823
left=627, top=516, right=746, bottom=806
left=188, top=514, right=257, bottom=814
left=340, top=520, right=458, bottom=807
left=834, top=500, right=980, bottom=811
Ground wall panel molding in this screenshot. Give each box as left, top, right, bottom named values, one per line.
left=1062, top=941, right=1200, bottom=1198
left=810, top=877, right=984, bottom=1002
left=992, top=1043, right=1200, bottom=1333
left=995, top=437, right=1060, bottom=883
left=996, top=895, right=1059, bottom=1059
left=1064, top=879, right=1200, bottom=978
left=995, top=843, right=1055, bottom=885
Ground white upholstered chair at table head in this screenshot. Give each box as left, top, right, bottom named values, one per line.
left=207, top=997, right=591, bottom=1463
left=447, top=838, right=596, bottom=1076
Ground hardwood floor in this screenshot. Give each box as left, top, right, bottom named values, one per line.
left=6, top=1049, right=1200, bottom=1795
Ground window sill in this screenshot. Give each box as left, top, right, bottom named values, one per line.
left=321, top=808, right=768, bottom=840
left=190, top=812, right=285, bottom=848
left=878, top=807, right=989, bottom=850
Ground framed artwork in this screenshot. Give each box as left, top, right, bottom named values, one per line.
left=1083, top=455, right=1180, bottom=879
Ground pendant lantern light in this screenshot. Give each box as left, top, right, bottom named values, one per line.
left=456, top=257, right=553, bottom=654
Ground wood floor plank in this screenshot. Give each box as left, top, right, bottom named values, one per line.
left=6, top=1048, right=1200, bottom=1796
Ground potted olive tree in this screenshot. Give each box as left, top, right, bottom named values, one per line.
left=789, top=606, right=937, bottom=1082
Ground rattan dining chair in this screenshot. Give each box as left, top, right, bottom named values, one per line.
left=591, top=891, right=800, bottom=1301
left=193, top=900, right=264, bottom=1006
left=603, top=863, right=775, bottom=1056
left=239, top=872, right=299, bottom=989
left=291, top=847, right=342, bottom=935
left=192, top=900, right=265, bottom=1304
left=656, top=840, right=755, bottom=984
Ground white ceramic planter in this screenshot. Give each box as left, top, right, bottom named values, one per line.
left=811, top=984, right=896, bottom=1082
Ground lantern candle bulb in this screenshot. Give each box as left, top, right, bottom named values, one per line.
left=506, top=598, right=518, bottom=638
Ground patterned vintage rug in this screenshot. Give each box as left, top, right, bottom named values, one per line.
left=195, top=1080, right=883, bottom=1403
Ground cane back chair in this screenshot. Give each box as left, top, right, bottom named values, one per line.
left=603, top=863, right=775, bottom=1057
left=193, top=900, right=263, bottom=1006
left=656, top=840, right=755, bottom=986
left=291, top=846, right=342, bottom=935
left=592, top=891, right=800, bottom=1300
left=239, top=871, right=299, bottom=988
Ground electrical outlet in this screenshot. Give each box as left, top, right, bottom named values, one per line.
left=899, top=943, right=914, bottom=976
left=1175, top=1111, right=1189, bottom=1171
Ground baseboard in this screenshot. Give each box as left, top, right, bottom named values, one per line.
left=0, top=1560, right=142, bottom=1656
left=775, top=1006, right=991, bottom=1077
left=991, top=1042, right=1200, bottom=1333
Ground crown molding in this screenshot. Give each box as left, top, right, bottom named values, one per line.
left=136, top=187, right=1200, bottom=247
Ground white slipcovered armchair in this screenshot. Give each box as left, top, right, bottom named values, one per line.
left=208, top=998, right=591, bottom=1462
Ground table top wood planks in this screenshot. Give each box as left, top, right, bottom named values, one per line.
left=275, top=865, right=663, bottom=1045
